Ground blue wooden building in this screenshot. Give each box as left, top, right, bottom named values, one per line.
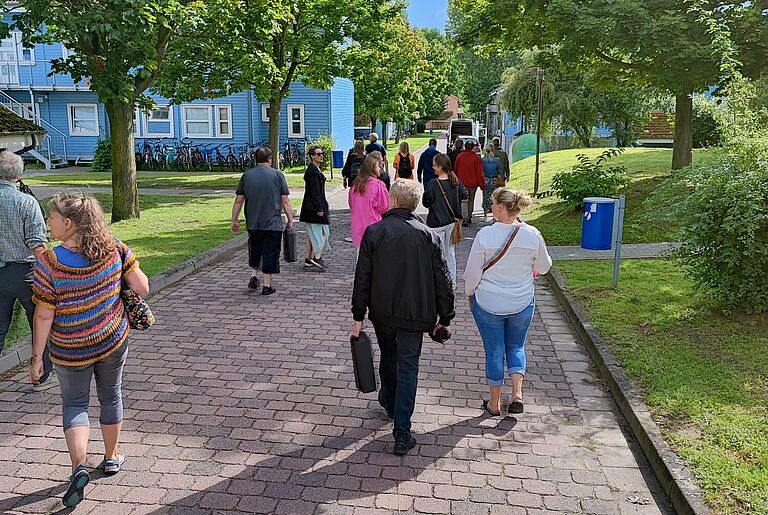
left=0, top=19, right=355, bottom=168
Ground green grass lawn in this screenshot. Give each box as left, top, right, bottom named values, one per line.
left=26, top=170, right=341, bottom=191
left=508, top=147, right=718, bottom=245
left=557, top=259, right=768, bottom=513
left=4, top=193, right=301, bottom=349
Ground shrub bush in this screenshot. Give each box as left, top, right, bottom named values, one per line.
left=550, top=148, right=628, bottom=209
left=692, top=96, right=724, bottom=148
left=307, top=133, right=335, bottom=174
left=671, top=138, right=768, bottom=313
left=91, top=138, right=112, bottom=173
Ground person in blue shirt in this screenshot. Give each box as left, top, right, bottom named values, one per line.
left=417, top=138, right=440, bottom=186
left=481, top=145, right=501, bottom=222
left=365, top=132, right=388, bottom=172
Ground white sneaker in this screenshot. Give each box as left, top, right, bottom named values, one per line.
left=32, top=370, right=59, bottom=392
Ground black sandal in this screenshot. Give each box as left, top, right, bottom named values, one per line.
left=482, top=400, right=501, bottom=416
left=508, top=399, right=524, bottom=414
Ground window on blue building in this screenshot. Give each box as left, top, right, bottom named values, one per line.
left=145, top=105, right=174, bottom=138
left=216, top=105, right=232, bottom=138
left=182, top=105, right=212, bottom=138
left=287, top=104, right=304, bottom=138
left=67, top=104, right=99, bottom=137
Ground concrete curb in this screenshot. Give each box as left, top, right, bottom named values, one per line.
left=545, top=266, right=710, bottom=515
left=0, top=233, right=249, bottom=375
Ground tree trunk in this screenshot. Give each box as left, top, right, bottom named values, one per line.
left=370, top=117, right=376, bottom=133
left=106, top=100, right=139, bottom=222
left=268, top=96, right=283, bottom=170
left=394, top=123, right=401, bottom=145
left=672, top=93, right=693, bottom=169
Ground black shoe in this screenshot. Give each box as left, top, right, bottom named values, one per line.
left=248, top=276, right=260, bottom=289
left=310, top=258, right=327, bottom=272
left=462, top=220, right=471, bottom=227
left=261, top=286, right=276, bottom=296
left=393, top=435, right=417, bottom=456
left=303, top=258, right=314, bottom=268
left=508, top=400, right=524, bottom=414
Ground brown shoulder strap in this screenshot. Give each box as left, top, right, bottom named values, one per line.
left=483, top=225, right=521, bottom=273
left=436, top=180, right=458, bottom=219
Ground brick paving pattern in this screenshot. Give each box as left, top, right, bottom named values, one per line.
left=0, top=213, right=673, bottom=514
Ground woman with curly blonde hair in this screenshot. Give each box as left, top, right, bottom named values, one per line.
left=29, top=192, right=149, bottom=507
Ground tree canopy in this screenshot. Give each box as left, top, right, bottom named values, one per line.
left=5, top=0, right=207, bottom=220
left=450, top=0, right=768, bottom=168
left=157, top=0, right=398, bottom=160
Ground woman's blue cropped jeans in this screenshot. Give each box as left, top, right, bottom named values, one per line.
left=471, top=297, right=535, bottom=386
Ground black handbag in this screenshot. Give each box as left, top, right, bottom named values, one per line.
left=283, top=226, right=297, bottom=262
left=350, top=331, right=377, bottom=393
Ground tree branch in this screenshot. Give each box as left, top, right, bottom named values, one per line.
left=594, top=49, right=649, bottom=72
left=135, top=25, right=172, bottom=95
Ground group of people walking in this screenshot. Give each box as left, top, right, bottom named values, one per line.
left=343, top=135, right=551, bottom=454
left=0, top=130, right=551, bottom=507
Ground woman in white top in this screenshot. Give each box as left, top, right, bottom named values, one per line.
left=464, top=188, right=552, bottom=416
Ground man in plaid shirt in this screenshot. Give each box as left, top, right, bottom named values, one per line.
left=0, top=151, right=56, bottom=391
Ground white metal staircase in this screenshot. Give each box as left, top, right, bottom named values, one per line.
left=0, top=90, right=68, bottom=168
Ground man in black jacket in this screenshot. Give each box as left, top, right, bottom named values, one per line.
left=351, top=180, right=455, bottom=456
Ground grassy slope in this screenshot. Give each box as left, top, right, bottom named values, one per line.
left=557, top=259, right=768, bottom=513
left=507, top=147, right=717, bottom=245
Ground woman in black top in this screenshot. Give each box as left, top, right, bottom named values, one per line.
left=422, top=153, right=468, bottom=289
left=299, top=146, right=331, bottom=271
left=342, top=140, right=366, bottom=188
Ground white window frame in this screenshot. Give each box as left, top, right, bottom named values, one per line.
left=12, top=32, right=34, bottom=65
left=10, top=102, right=39, bottom=121
left=287, top=104, right=305, bottom=138
left=61, top=44, right=76, bottom=61
left=67, top=103, right=99, bottom=137
left=143, top=105, right=175, bottom=138
left=133, top=107, right=141, bottom=137
left=214, top=104, right=232, bottom=138
left=181, top=104, right=212, bottom=138
left=261, top=103, right=270, bottom=123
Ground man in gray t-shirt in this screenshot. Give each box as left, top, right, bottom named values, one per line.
left=231, top=147, right=294, bottom=296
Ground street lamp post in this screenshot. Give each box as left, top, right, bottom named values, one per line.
left=534, top=68, right=544, bottom=194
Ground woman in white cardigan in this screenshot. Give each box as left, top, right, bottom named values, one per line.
left=464, top=188, right=552, bottom=416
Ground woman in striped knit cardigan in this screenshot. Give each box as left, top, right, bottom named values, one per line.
left=29, top=192, right=149, bottom=508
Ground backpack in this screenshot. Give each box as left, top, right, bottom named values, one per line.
left=397, top=153, right=413, bottom=179
left=349, top=157, right=363, bottom=182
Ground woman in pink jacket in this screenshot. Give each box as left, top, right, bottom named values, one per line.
left=349, top=155, right=390, bottom=248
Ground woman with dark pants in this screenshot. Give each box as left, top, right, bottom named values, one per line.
left=29, top=192, right=149, bottom=507
left=300, top=146, right=331, bottom=271
left=463, top=188, right=552, bottom=416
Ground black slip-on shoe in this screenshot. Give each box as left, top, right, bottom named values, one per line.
left=508, top=400, right=524, bottom=414
left=248, top=276, right=260, bottom=289
left=393, top=435, right=417, bottom=456
left=261, top=286, right=277, bottom=296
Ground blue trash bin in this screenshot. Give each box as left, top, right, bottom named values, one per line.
left=581, top=197, right=616, bottom=250
left=332, top=150, right=344, bottom=169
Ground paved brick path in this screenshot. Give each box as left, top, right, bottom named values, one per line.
left=0, top=214, right=672, bottom=514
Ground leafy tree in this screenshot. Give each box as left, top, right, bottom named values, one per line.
left=347, top=16, right=437, bottom=142
left=417, top=29, right=455, bottom=122
left=500, top=49, right=598, bottom=147
left=5, top=0, right=206, bottom=221
left=157, top=0, right=397, bottom=163
left=450, top=0, right=768, bottom=169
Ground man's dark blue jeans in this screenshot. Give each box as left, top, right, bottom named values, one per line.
left=0, top=262, right=53, bottom=382
left=373, top=323, right=423, bottom=441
